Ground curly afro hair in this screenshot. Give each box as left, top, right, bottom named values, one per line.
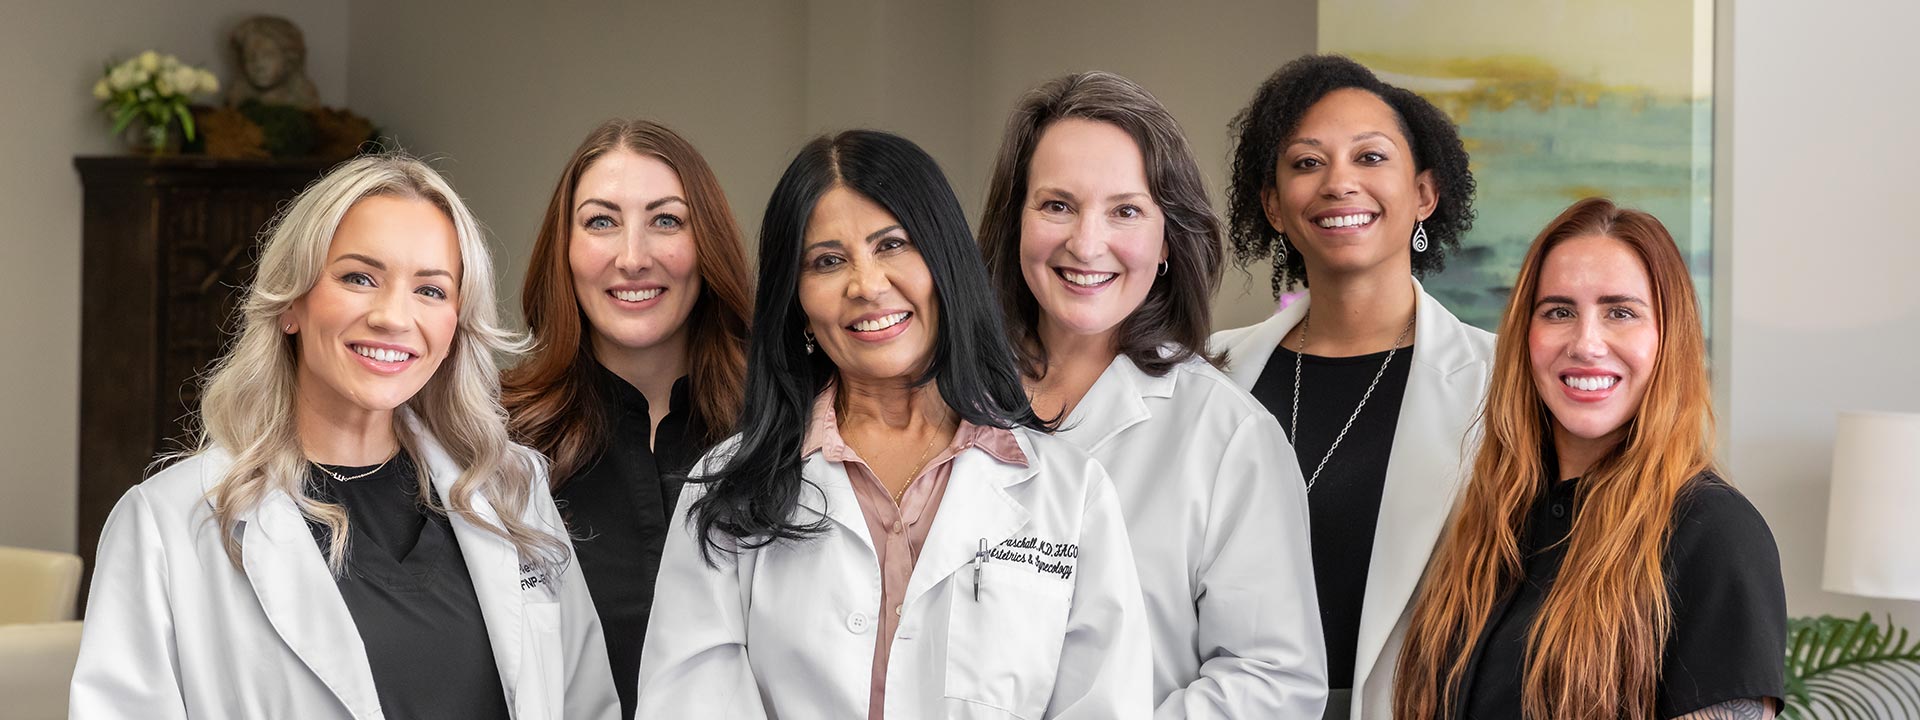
left=1226, top=54, right=1477, bottom=298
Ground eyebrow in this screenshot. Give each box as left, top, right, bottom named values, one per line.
left=803, top=225, right=905, bottom=254
left=577, top=198, right=619, bottom=213
left=334, top=253, right=454, bottom=280
left=1286, top=131, right=1395, bottom=150
left=645, top=196, right=686, bottom=211
left=1033, top=186, right=1150, bottom=204
left=1536, top=294, right=1649, bottom=307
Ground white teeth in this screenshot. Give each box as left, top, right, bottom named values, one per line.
left=1062, top=270, right=1117, bottom=287
left=851, top=312, right=909, bottom=332
left=611, top=288, right=664, bottom=302
left=1315, top=213, right=1376, bottom=229
left=353, top=345, right=413, bottom=363
left=1562, top=375, right=1617, bottom=392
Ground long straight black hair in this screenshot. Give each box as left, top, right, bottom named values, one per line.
left=690, top=129, right=1047, bottom=562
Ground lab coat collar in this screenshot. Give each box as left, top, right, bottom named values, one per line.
left=234, top=410, right=533, bottom=718
left=1212, top=277, right=1489, bottom=704
left=794, top=428, right=1041, bottom=607
left=1054, top=352, right=1179, bottom=454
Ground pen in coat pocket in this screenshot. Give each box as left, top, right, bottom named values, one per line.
left=973, top=538, right=987, bottom=601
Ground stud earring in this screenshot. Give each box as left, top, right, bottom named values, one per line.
left=283, top=323, right=295, bottom=333
left=1411, top=221, right=1430, bottom=253
left=803, top=329, right=816, bottom=355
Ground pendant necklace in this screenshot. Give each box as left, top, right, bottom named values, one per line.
left=1290, top=309, right=1416, bottom=492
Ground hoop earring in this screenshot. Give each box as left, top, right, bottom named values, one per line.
left=1157, top=260, right=1169, bottom=277
left=1411, top=221, right=1430, bottom=253
left=803, top=329, right=816, bottom=355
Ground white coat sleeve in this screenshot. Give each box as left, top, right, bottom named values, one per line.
left=1044, top=460, right=1153, bottom=719
left=536, top=477, right=621, bottom=720
left=634, top=479, right=768, bottom=719
left=69, top=486, right=190, bottom=720
left=1155, top=413, right=1329, bottom=719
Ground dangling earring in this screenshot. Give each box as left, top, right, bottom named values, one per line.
left=1157, top=260, right=1169, bottom=277
left=803, top=329, right=816, bottom=355
left=1276, top=231, right=1293, bottom=293
left=1411, top=221, right=1430, bottom=253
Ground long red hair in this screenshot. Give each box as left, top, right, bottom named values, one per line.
left=1395, top=197, right=1716, bottom=719
left=502, top=119, right=751, bottom=484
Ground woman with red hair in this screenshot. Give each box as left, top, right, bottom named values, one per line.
left=1394, top=198, right=1785, bottom=720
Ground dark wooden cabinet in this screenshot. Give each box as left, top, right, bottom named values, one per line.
left=74, top=156, right=333, bottom=579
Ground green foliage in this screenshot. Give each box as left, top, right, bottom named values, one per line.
left=1783, top=613, right=1920, bottom=719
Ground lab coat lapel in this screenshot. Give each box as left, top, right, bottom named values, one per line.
left=1055, top=355, right=1172, bottom=454
left=1350, top=281, right=1484, bottom=694
left=1218, top=294, right=1310, bottom=389
left=410, top=420, right=528, bottom=708
left=902, top=439, right=1036, bottom=610
left=238, top=485, right=384, bottom=719
left=796, top=454, right=879, bottom=556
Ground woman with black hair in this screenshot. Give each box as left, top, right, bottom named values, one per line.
left=637, top=130, right=1151, bottom=719
left=979, top=71, right=1327, bottom=717
left=1210, top=54, right=1495, bottom=720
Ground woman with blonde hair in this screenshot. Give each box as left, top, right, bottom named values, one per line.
left=71, top=153, right=618, bottom=719
left=1394, top=198, right=1785, bottom=720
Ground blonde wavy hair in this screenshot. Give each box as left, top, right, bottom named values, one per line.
left=193, top=153, right=569, bottom=575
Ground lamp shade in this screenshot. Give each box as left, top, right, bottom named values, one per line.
left=1823, top=410, right=1920, bottom=600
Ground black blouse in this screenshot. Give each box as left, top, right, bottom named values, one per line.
left=555, top=361, right=709, bottom=720
left=1455, top=472, right=1787, bottom=720
left=1249, top=345, right=1414, bottom=690
left=306, top=455, right=511, bottom=720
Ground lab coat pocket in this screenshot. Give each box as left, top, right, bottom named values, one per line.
left=944, top=564, right=1073, bottom=719
left=520, top=601, right=564, bottom=719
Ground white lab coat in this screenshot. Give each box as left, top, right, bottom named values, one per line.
left=636, top=428, right=1152, bottom=719
left=1055, top=353, right=1328, bottom=719
left=1209, top=277, right=1494, bottom=720
left=70, top=413, right=620, bottom=720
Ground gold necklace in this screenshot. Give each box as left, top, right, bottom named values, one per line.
left=888, top=431, right=944, bottom=505
left=310, top=448, right=401, bottom=482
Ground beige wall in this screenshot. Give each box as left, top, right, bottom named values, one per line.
left=1724, top=0, right=1920, bottom=626
left=0, top=1, right=348, bottom=553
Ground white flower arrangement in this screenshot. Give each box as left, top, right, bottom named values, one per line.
left=94, top=50, right=220, bottom=152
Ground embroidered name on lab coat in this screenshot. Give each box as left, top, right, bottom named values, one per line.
left=520, top=561, right=555, bottom=596
left=989, top=536, right=1078, bottom=581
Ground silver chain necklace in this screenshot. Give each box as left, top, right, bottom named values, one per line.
left=1290, top=309, right=1416, bottom=492
left=309, top=450, right=400, bottom=482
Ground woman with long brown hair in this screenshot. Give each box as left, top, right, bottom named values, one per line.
left=1394, top=198, right=1785, bottom=720
left=502, top=118, right=751, bottom=719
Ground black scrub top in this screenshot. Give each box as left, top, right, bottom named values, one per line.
left=306, top=455, right=511, bottom=720
left=1454, top=472, right=1787, bottom=720
left=1250, top=345, right=1415, bottom=689
left=555, top=361, right=708, bottom=720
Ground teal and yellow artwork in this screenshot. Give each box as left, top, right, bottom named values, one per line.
left=1319, top=0, right=1714, bottom=333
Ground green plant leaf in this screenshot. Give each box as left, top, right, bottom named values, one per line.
left=1784, top=613, right=1920, bottom=719
left=109, top=104, right=139, bottom=135
left=174, top=104, right=195, bottom=142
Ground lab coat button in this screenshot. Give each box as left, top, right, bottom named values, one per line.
left=892, top=520, right=904, bottom=534
left=846, top=612, right=871, bottom=634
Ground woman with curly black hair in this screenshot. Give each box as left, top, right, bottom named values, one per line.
left=1210, top=54, right=1495, bottom=720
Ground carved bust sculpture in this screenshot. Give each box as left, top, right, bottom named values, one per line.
left=226, top=16, right=319, bottom=108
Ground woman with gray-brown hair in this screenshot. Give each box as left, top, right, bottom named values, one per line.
left=979, top=71, right=1328, bottom=718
